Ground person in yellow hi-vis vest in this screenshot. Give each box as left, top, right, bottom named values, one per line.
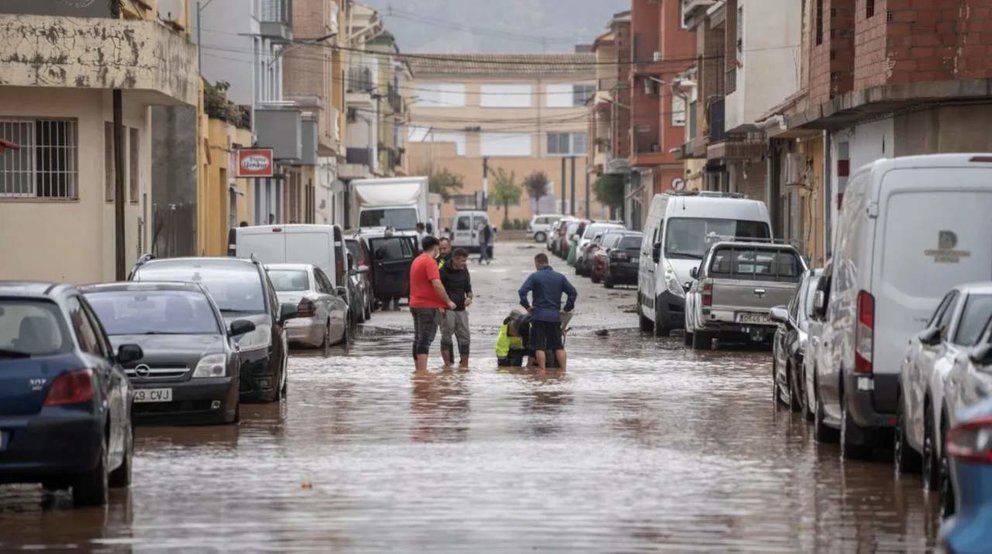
left=496, top=310, right=532, bottom=367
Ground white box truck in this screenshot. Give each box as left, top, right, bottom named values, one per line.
left=351, top=177, right=430, bottom=232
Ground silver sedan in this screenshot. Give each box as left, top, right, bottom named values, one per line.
left=265, top=263, right=350, bottom=352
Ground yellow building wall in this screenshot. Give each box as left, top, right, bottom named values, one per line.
left=801, top=135, right=827, bottom=267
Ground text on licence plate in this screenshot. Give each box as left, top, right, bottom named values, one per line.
left=737, top=312, right=769, bottom=324
left=134, top=388, right=172, bottom=403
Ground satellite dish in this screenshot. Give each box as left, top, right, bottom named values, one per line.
left=672, top=178, right=686, bottom=191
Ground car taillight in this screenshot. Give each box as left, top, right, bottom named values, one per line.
left=947, top=416, right=992, bottom=464
left=854, top=290, right=874, bottom=374
left=44, top=369, right=95, bottom=407
left=298, top=298, right=317, bottom=318
left=702, top=279, right=713, bottom=307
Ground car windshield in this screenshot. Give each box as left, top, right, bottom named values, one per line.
left=267, top=269, right=310, bottom=292
left=619, top=236, right=642, bottom=249
left=134, top=264, right=266, bottom=313
left=359, top=208, right=418, bottom=231
left=0, top=299, right=72, bottom=358
left=86, top=290, right=220, bottom=335
left=370, top=237, right=415, bottom=261
left=956, top=294, right=992, bottom=346
left=709, top=247, right=804, bottom=280
left=666, top=218, right=771, bottom=259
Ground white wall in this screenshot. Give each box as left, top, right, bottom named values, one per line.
left=480, top=84, right=531, bottom=108
left=828, top=117, right=895, bottom=230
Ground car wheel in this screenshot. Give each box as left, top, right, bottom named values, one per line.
left=683, top=329, right=693, bottom=347
left=356, top=303, right=367, bottom=323
left=339, top=317, right=351, bottom=346
left=231, top=401, right=241, bottom=424
left=840, top=398, right=869, bottom=460
left=280, top=353, right=288, bottom=398
left=322, top=320, right=331, bottom=357
left=772, top=357, right=784, bottom=407
left=535, top=232, right=546, bottom=243
left=364, top=298, right=372, bottom=321
left=638, top=300, right=654, bottom=333
left=73, top=439, right=109, bottom=507
left=654, top=303, right=672, bottom=337
left=692, top=330, right=711, bottom=350
left=813, top=375, right=839, bottom=443
left=939, top=417, right=956, bottom=518
left=108, top=426, right=133, bottom=488
left=788, top=362, right=803, bottom=413
left=591, top=272, right=601, bottom=284
left=922, top=405, right=940, bottom=491
left=603, top=273, right=614, bottom=289
left=894, top=397, right=922, bottom=474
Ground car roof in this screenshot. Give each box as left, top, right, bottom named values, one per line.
left=0, top=281, right=71, bottom=298
left=709, top=241, right=800, bottom=251
left=138, top=257, right=258, bottom=269
left=264, top=263, right=314, bottom=271
left=80, top=282, right=206, bottom=294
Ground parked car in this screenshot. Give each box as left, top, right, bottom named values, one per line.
left=265, top=263, right=350, bottom=351
left=593, top=232, right=643, bottom=288
left=895, top=284, right=992, bottom=516
left=529, top=214, right=563, bottom=243
left=770, top=269, right=822, bottom=415
left=235, top=224, right=357, bottom=327
left=638, top=191, right=772, bottom=337
left=361, top=229, right=419, bottom=309
left=575, top=232, right=608, bottom=277
left=939, top=397, right=992, bottom=552
left=812, top=154, right=992, bottom=460
left=684, top=242, right=807, bottom=350
left=575, top=222, right=625, bottom=273
left=565, top=220, right=590, bottom=266
left=346, top=235, right=375, bottom=320
left=943, top=312, right=992, bottom=447
left=82, top=282, right=247, bottom=425
left=130, top=256, right=297, bottom=403
left=804, top=260, right=839, bottom=443
left=0, top=282, right=143, bottom=506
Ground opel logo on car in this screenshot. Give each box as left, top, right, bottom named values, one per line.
left=134, top=364, right=151, bottom=378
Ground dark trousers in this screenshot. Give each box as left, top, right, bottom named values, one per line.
left=411, top=308, right=439, bottom=358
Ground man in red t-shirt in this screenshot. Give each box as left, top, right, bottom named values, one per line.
left=409, top=235, right=456, bottom=371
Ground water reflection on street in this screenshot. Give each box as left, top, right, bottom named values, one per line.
left=0, top=243, right=938, bottom=552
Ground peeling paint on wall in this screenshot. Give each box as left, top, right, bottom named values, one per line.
left=0, top=14, right=198, bottom=106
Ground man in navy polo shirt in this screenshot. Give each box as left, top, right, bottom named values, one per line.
left=518, top=253, right=577, bottom=371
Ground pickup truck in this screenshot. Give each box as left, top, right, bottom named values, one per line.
left=684, top=241, right=808, bottom=350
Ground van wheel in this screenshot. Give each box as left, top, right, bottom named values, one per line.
left=108, top=426, right=133, bottom=488
left=638, top=300, right=653, bottom=333
left=939, top=417, right=955, bottom=518
left=840, top=399, right=869, bottom=460
left=788, top=363, right=803, bottom=413
left=894, top=398, right=921, bottom=474
left=922, top=406, right=940, bottom=491
left=73, top=440, right=109, bottom=507
left=813, top=375, right=839, bottom=443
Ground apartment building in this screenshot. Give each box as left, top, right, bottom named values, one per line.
left=406, top=53, right=603, bottom=226
left=0, top=0, right=198, bottom=282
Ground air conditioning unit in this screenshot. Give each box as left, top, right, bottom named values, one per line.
left=783, top=153, right=807, bottom=186
left=653, top=51, right=662, bottom=63
left=157, top=0, right=186, bottom=29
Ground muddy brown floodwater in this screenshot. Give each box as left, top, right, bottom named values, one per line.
left=0, top=243, right=940, bottom=552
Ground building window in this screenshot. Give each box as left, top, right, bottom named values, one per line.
left=815, top=0, right=824, bottom=45
left=672, top=95, right=687, bottom=127
left=866, top=0, right=875, bottom=17
left=452, top=194, right=477, bottom=210
left=480, top=84, right=531, bottom=108
left=573, top=84, right=595, bottom=106
left=0, top=119, right=78, bottom=199
left=546, top=83, right=596, bottom=108
left=481, top=132, right=532, bottom=157
left=104, top=122, right=114, bottom=202
left=129, top=127, right=139, bottom=204
left=547, top=132, right=588, bottom=156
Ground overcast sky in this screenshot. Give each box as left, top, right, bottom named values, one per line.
left=362, top=0, right=630, bottom=53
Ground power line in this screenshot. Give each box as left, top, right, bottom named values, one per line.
left=382, top=7, right=577, bottom=45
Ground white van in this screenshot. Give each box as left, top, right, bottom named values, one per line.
left=235, top=225, right=348, bottom=291
left=637, top=192, right=772, bottom=336
left=813, top=154, right=992, bottom=458
left=452, top=211, right=492, bottom=253
left=529, top=214, right=564, bottom=243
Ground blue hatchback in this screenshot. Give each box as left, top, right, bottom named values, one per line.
left=940, top=396, right=992, bottom=554
left=0, top=283, right=143, bottom=506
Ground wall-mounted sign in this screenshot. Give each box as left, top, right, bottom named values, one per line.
left=236, top=149, right=274, bottom=178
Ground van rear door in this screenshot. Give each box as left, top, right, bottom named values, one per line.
left=874, top=169, right=992, bottom=397
left=284, top=230, right=334, bottom=278
left=236, top=229, right=287, bottom=264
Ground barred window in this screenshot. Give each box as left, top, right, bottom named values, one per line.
left=0, top=119, right=78, bottom=199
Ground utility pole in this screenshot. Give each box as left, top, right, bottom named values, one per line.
left=196, top=1, right=215, bottom=74
left=482, top=156, right=489, bottom=210
left=560, top=157, right=566, bottom=215
left=113, top=90, right=126, bottom=280
left=570, top=156, right=576, bottom=217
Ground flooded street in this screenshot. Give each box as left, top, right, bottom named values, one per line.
left=0, top=242, right=939, bottom=552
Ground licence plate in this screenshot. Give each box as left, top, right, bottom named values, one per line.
left=134, top=388, right=172, bottom=403
left=737, top=312, right=769, bottom=324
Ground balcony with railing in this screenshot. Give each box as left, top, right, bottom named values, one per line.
left=260, top=0, right=293, bottom=42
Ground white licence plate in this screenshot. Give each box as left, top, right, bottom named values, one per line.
left=737, top=312, right=769, bottom=324
left=134, top=388, right=172, bottom=403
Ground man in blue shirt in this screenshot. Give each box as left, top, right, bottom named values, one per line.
left=518, top=253, right=578, bottom=371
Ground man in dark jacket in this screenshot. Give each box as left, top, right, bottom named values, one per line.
left=518, top=253, right=577, bottom=371
left=440, top=248, right=473, bottom=368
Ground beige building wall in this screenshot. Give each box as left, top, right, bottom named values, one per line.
left=0, top=88, right=152, bottom=284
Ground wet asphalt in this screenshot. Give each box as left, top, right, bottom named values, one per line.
left=0, top=242, right=940, bottom=552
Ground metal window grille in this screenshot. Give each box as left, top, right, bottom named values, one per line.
left=0, top=119, right=78, bottom=199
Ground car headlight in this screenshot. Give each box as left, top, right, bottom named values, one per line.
left=665, top=261, right=685, bottom=298
left=193, top=353, right=227, bottom=378
left=235, top=325, right=272, bottom=352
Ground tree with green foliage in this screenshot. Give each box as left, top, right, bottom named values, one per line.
left=523, top=170, right=550, bottom=215
left=594, top=174, right=625, bottom=219
left=421, top=167, right=464, bottom=202
left=490, top=168, right=522, bottom=225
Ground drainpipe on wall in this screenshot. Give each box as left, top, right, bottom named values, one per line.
left=114, top=90, right=127, bottom=280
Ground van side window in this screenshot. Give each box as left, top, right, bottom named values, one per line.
left=456, top=217, right=470, bottom=231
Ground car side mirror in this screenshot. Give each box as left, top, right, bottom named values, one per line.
left=116, top=344, right=144, bottom=365
left=919, top=327, right=942, bottom=347
left=769, top=306, right=790, bottom=325
left=813, top=290, right=826, bottom=319
left=230, top=319, right=256, bottom=337
left=970, top=344, right=992, bottom=365
left=689, top=266, right=699, bottom=279
left=683, top=281, right=693, bottom=292
left=279, top=303, right=299, bottom=324
left=336, top=286, right=348, bottom=298
left=651, top=242, right=661, bottom=264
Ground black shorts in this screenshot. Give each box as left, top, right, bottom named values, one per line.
left=530, top=320, right=563, bottom=352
